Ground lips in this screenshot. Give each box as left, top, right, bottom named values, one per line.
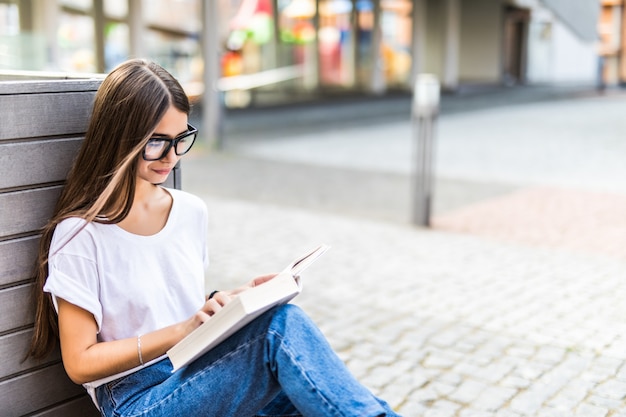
left=153, top=168, right=171, bottom=176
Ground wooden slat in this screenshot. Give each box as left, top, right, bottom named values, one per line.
left=30, top=395, right=100, bottom=417
left=0, top=79, right=101, bottom=96
left=0, top=283, right=34, bottom=333
left=0, top=363, right=86, bottom=417
left=0, top=92, right=95, bottom=140
left=0, top=186, right=62, bottom=237
left=0, top=236, right=38, bottom=287
left=0, top=328, right=61, bottom=379
left=0, top=138, right=82, bottom=189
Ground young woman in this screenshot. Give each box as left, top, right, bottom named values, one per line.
left=27, top=59, right=402, bottom=417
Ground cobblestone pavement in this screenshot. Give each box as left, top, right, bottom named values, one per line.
left=182, top=90, right=626, bottom=416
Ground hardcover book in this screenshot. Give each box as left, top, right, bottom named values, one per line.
left=167, top=244, right=330, bottom=371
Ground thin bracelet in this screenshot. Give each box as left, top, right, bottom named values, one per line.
left=208, top=290, right=220, bottom=300
left=137, top=334, right=144, bottom=366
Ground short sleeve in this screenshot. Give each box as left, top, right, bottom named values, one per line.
left=43, top=219, right=104, bottom=332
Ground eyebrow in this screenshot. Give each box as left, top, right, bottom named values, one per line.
left=151, top=126, right=190, bottom=139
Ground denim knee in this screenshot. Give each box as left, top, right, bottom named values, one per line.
left=268, top=304, right=314, bottom=334
left=273, top=304, right=307, bottom=323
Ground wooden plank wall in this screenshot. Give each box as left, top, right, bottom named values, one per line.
left=0, top=78, right=180, bottom=416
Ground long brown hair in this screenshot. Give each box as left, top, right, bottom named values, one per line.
left=27, top=59, right=190, bottom=359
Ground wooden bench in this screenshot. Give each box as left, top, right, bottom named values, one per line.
left=0, top=75, right=181, bottom=416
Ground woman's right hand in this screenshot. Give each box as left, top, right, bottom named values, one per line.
left=183, top=292, right=232, bottom=336
left=196, top=291, right=232, bottom=322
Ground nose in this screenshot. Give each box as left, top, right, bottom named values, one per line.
left=160, top=144, right=179, bottom=163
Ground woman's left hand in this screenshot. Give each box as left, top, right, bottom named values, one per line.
left=227, top=273, right=278, bottom=297
left=204, top=273, right=278, bottom=317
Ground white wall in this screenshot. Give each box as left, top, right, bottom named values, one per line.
left=526, top=8, right=598, bottom=84
left=550, top=19, right=598, bottom=83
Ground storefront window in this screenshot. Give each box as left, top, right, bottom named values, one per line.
left=104, top=21, right=128, bottom=71
left=318, top=0, right=354, bottom=88
left=58, top=12, right=96, bottom=72
left=225, top=0, right=275, bottom=76
left=143, top=0, right=201, bottom=89
left=279, top=0, right=316, bottom=89
left=0, top=3, right=24, bottom=69
left=0, top=3, right=19, bottom=36
left=381, top=0, right=412, bottom=88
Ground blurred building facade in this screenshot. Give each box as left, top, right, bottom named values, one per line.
left=598, top=0, right=626, bottom=86
left=0, top=0, right=604, bottom=108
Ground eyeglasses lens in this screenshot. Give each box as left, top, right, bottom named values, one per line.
left=144, top=140, right=169, bottom=160
left=175, top=133, right=195, bottom=155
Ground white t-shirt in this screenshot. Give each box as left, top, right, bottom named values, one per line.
left=44, top=188, right=209, bottom=343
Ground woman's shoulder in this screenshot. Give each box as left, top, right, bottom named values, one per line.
left=54, top=216, right=90, bottom=234
left=50, top=216, right=99, bottom=254
left=167, top=188, right=207, bottom=213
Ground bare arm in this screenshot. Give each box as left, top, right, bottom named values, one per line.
left=58, top=273, right=278, bottom=384
left=57, top=298, right=203, bottom=384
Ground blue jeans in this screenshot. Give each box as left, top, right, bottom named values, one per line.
left=96, top=304, right=401, bottom=417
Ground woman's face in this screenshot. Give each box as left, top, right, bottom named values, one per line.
left=136, top=106, right=189, bottom=185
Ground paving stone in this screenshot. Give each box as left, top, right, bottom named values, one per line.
left=617, top=363, right=626, bottom=380
left=473, top=361, right=516, bottom=384
left=509, top=355, right=588, bottom=416
left=397, top=400, right=429, bottom=416
left=587, top=394, right=624, bottom=410
left=398, top=370, right=430, bottom=389
left=575, top=403, right=609, bottom=417
left=501, top=375, right=532, bottom=390
left=424, top=400, right=462, bottom=417
left=594, top=379, right=626, bottom=400
left=494, top=410, right=523, bottom=417
left=535, top=407, right=573, bottom=417
left=509, top=361, right=551, bottom=381
left=412, top=386, right=440, bottom=406
left=506, top=344, right=537, bottom=359
left=472, top=386, right=517, bottom=412
left=448, top=379, right=488, bottom=404
left=423, top=349, right=464, bottom=370
left=361, top=365, right=398, bottom=389
left=534, top=346, right=567, bottom=364
left=435, top=371, right=463, bottom=387
left=546, top=381, right=589, bottom=410
left=377, top=385, right=412, bottom=411
left=458, top=409, right=493, bottom=417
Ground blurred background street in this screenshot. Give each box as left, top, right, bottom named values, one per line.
left=182, top=86, right=626, bottom=416
left=3, top=0, right=626, bottom=415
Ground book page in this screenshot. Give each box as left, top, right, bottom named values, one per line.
left=290, top=244, right=330, bottom=277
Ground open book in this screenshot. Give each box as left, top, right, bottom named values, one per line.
left=167, top=244, right=330, bottom=371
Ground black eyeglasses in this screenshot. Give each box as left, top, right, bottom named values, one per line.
left=142, top=124, right=198, bottom=161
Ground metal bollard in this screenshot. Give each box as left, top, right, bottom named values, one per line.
left=411, top=74, right=440, bottom=226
